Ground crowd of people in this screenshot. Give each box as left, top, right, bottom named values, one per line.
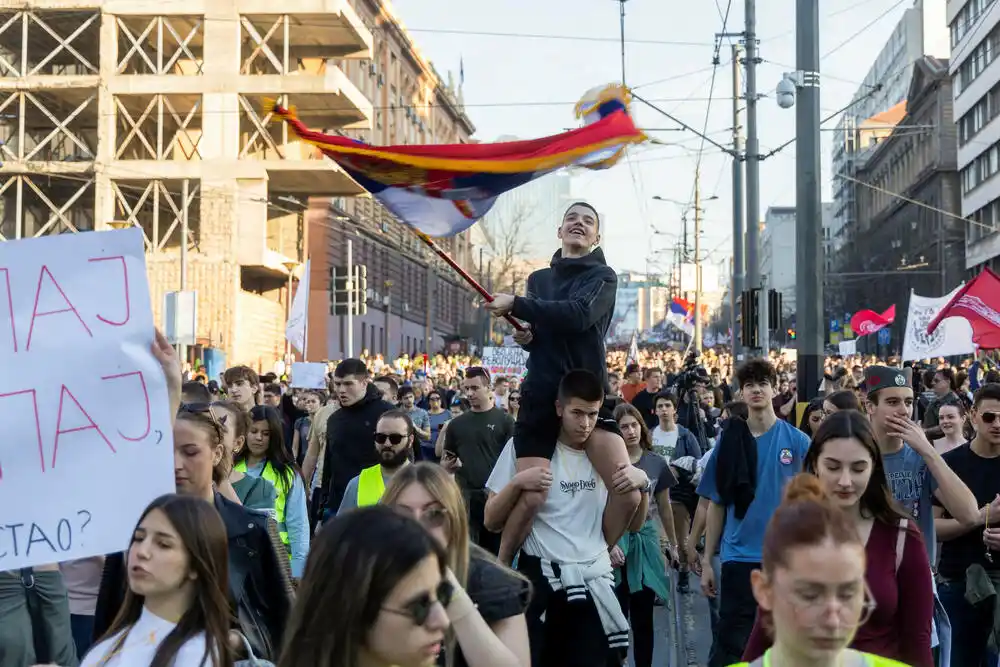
left=5, top=201, right=1000, bottom=667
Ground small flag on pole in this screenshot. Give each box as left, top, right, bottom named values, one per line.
left=626, top=331, right=640, bottom=367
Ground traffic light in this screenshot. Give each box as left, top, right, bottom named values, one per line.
left=330, top=265, right=368, bottom=315
left=768, top=289, right=782, bottom=331
left=787, top=328, right=797, bottom=340
left=330, top=265, right=350, bottom=315
left=741, top=288, right=760, bottom=348
left=354, top=264, right=368, bottom=315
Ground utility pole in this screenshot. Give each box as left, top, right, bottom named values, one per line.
left=346, top=237, right=354, bottom=357
left=179, top=178, right=189, bottom=365
left=744, top=0, right=767, bottom=356
left=731, top=43, right=745, bottom=359
left=694, top=168, right=703, bottom=351
left=796, top=0, right=823, bottom=401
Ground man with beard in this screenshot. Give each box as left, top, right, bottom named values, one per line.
left=336, top=409, right=415, bottom=513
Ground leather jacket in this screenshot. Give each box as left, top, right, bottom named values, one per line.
left=93, top=493, right=294, bottom=660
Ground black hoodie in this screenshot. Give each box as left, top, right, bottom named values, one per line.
left=510, top=247, right=617, bottom=396
left=321, top=383, right=395, bottom=515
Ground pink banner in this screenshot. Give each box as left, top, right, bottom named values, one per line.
left=850, top=305, right=896, bottom=337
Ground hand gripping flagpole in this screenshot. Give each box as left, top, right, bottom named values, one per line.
left=410, top=229, right=527, bottom=332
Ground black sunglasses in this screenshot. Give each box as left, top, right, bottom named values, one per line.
left=382, top=579, right=454, bottom=626
left=981, top=411, right=999, bottom=424
left=179, top=403, right=228, bottom=426
left=375, top=432, right=407, bottom=445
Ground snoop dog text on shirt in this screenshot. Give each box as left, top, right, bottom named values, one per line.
left=560, top=479, right=598, bottom=496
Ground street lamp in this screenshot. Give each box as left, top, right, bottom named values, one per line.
left=652, top=190, right=720, bottom=351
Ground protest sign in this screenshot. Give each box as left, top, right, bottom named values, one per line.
left=0, top=228, right=174, bottom=570
left=481, top=346, right=529, bottom=379
left=290, top=362, right=328, bottom=389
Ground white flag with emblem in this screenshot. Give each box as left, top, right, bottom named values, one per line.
left=285, top=261, right=310, bottom=355
left=901, top=286, right=974, bottom=361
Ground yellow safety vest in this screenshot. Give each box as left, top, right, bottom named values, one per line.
left=731, top=651, right=910, bottom=667
left=357, top=464, right=386, bottom=508
left=234, top=460, right=294, bottom=548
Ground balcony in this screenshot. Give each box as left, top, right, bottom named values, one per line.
left=237, top=95, right=365, bottom=196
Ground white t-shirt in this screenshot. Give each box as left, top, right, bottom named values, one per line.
left=82, top=607, right=210, bottom=667
left=650, top=426, right=680, bottom=461
left=486, top=438, right=607, bottom=564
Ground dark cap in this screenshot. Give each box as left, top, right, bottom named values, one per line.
left=863, top=365, right=913, bottom=394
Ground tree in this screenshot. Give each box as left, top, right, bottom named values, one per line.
left=477, top=203, right=534, bottom=340
left=480, top=203, right=533, bottom=294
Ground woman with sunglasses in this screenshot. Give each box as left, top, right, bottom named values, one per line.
left=94, top=403, right=294, bottom=661
left=506, top=393, right=520, bottom=421
left=278, top=505, right=453, bottom=667
left=731, top=473, right=913, bottom=667
left=742, top=411, right=933, bottom=667
left=382, top=463, right=531, bottom=667
left=83, top=494, right=232, bottom=667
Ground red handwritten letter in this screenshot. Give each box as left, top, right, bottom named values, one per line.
left=100, top=371, right=151, bottom=441
left=26, top=266, right=94, bottom=351
left=88, top=256, right=131, bottom=327
left=51, top=385, right=116, bottom=469
left=0, top=269, right=17, bottom=353
left=0, top=389, right=43, bottom=479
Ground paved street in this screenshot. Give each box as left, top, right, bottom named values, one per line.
left=627, top=575, right=714, bottom=667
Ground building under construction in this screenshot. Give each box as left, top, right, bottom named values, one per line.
left=0, top=0, right=373, bottom=368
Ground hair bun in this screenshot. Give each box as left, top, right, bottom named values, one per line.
left=782, top=473, right=829, bottom=504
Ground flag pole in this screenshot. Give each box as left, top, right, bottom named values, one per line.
left=411, top=229, right=527, bottom=332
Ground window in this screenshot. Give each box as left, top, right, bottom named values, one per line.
left=957, top=21, right=1000, bottom=94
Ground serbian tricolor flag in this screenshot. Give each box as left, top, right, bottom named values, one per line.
left=271, top=84, right=646, bottom=237
left=927, top=268, right=1000, bottom=349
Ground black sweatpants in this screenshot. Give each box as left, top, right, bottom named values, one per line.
left=518, top=554, right=625, bottom=667
left=707, top=560, right=760, bottom=667
left=615, top=568, right=655, bottom=667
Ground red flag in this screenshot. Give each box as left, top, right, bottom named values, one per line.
left=850, top=305, right=896, bottom=336
left=927, top=269, right=1000, bottom=349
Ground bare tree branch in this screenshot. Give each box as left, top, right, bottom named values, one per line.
left=481, top=202, right=532, bottom=293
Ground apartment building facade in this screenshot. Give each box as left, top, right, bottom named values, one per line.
left=949, top=0, right=1000, bottom=273
left=830, top=0, right=949, bottom=265
left=0, top=0, right=373, bottom=369
left=850, top=57, right=964, bottom=345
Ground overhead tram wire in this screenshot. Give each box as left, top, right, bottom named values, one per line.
left=634, top=0, right=911, bottom=145
left=616, top=0, right=654, bottom=235
left=691, top=0, right=734, bottom=191
left=822, top=0, right=909, bottom=59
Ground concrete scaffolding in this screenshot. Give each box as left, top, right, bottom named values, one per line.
left=0, top=0, right=374, bottom=369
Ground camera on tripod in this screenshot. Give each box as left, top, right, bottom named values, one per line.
left=672, top=351, right=710, bottom=394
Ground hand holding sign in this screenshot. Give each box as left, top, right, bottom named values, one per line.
left=0, top=229, right=175, bottom=570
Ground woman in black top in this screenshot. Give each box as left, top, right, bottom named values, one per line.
left=382, top=463, right=531, bottom=667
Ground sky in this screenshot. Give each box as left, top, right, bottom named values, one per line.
left=393, top=0, right=916, bottom=276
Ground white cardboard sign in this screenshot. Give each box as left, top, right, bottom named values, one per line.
left=481, top=346, right=529, bottom=380
left=0, top=228, right=175, bottom=570
left=290, top=362, right=328, bottom=389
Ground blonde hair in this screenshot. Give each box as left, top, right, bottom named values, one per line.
left=381, top=463, right=471, bottom=586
